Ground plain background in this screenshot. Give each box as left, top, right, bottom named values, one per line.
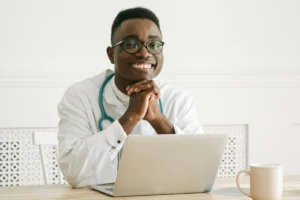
left=0, top=0, right=299, bottom=175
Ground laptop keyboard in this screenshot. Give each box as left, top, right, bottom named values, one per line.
left=105, top=187, right=114, bottom=192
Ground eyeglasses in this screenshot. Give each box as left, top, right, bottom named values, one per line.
left=111, top=38, right=165, bottom=55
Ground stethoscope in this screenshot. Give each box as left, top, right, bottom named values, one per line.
left=98, top=73, right=164, bottom=131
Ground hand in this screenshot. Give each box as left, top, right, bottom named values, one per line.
left=126, top=80, right=162, bottom=122
left=119, top=80, right=159, bottom=134
left=125, top=80, right=175, bottom=134
left=126, top=80, right=160, bottom=99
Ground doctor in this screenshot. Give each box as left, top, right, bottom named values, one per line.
left=57, top=7, right=203, bottom=188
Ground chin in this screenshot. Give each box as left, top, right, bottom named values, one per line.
left=131, top=72, right=156, bottom=81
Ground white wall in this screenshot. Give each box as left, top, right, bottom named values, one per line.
left=0, top=0, right=299, bottom=174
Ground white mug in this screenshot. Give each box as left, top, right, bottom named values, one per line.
left=236, top=163, right=283, bottom=200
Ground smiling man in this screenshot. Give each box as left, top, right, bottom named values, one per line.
left=57, top=7, right=203, bottom=188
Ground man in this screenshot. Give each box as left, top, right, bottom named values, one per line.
left=57, top=7, right=203, bottom=188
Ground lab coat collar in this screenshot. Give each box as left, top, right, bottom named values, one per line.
left=102, top=69, right=118, bottom=106
left=102, top=70, right=126, bottom=116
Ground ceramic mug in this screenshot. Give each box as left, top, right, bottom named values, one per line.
left=236, top=163, right=283, bottom=200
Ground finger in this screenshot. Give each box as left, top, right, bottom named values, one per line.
left=133, top=83, right=152, bottom=93
left=140, top=86, right=160, bottom=101
left=126, top=80, right=148, bottom=92
left=127, top=80, right=151, bottom=96
left=133, top=85, right=160, bottom=99
left=127, top=87, right=139, bottom=96
left=130, top=80, right=154, bottom=92
left=149, top=94, right=157, bottom=102
left=127, top=80, right=149, bottom=96
left=145, top=80, right=160, bottom=99
left=130, top=81, right=160, bottom=98
left=148, top=94, right=153, bottom=101
left=131, top=88, right=160, bottom=99
left=128, top=84, right=160, bottom=98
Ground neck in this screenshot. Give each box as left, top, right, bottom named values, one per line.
left=114, top=73, right=135, bottom=95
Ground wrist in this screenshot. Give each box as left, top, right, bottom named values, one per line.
left=119, top=112, right=140, bottom=135
left=149, top=114, right=175, bottom=134
left=148, top=113, right=165, bottom=127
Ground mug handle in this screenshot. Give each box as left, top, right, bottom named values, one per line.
left=236, top=170, right=251, bottom=198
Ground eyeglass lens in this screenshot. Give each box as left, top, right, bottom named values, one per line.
left=124, top=39, right=163, bottom=54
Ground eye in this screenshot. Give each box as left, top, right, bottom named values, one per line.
left=148, top=41, right=162, bottom=51
left=124, top=39, right=140, bottom=50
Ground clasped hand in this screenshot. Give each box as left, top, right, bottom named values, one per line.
left=125, top=80, right=162, bottom=122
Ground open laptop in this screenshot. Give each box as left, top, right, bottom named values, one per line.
left=91, top=134, right=228, bottom=197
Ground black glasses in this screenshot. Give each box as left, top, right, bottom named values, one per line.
left=111, top=38, right=165, bottom=55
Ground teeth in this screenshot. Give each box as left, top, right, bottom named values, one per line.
left=132, top=64, right=152, bottom=69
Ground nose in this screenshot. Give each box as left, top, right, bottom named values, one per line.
left=135, top=44, right=152, bottom=58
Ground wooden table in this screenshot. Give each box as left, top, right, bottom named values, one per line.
left=1, top=175, right=300, bottom=200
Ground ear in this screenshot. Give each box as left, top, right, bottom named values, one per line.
left=106, top=47, right=114, bottom=64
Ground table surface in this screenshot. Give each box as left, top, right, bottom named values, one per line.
left=1, top=175, right=300, bottom=200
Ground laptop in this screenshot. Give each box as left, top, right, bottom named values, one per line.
left=91, top=134, right=228, bottom=197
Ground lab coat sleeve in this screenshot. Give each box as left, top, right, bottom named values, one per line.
left=171, top=92, right=204, bottom=135
left=57, top=87, right=126, bottom=188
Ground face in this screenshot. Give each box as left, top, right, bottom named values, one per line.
left=107, top=19, right=164, bottom=84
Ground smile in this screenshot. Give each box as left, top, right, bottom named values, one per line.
left=132, top=63, right=153, bottom=69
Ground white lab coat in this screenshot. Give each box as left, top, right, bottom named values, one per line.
left=57, top=69, right=203, bottom=188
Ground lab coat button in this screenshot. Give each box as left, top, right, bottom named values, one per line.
left=117, top=140, right=121, bottom=144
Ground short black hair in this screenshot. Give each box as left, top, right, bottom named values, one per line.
left=110, top=7, right=161, bottom=44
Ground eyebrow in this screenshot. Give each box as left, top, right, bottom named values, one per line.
left=123, top=34, right=161, bottom=40
left=148, top=35, right=160, bottom=40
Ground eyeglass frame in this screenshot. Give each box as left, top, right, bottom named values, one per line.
left=111, top=39, right=165, bottom=55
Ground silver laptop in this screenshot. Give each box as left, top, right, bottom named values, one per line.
left=91, top=134, right=228, bottom=197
